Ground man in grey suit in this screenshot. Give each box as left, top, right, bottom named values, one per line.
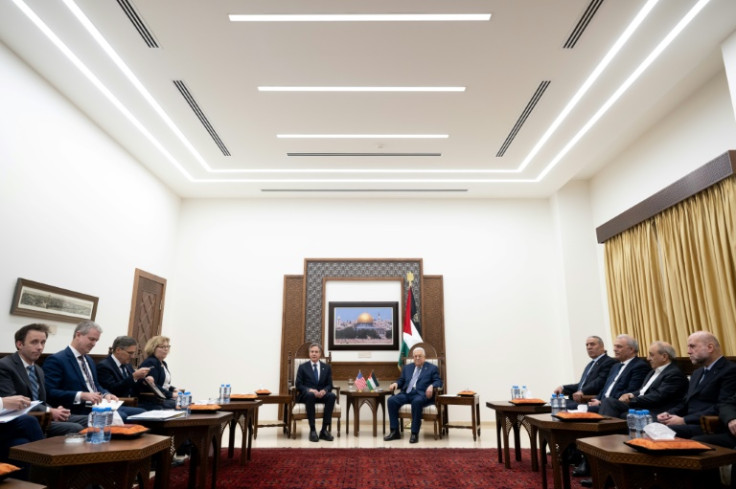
left=0, top=324, right=87, bottom=436
left=554, top=336, right=617, bottom=409
left=599, top=341, right=688, bottom=418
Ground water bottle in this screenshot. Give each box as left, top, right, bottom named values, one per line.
left=634, top=410, right=645, bottom=438
left=176, top=391, right=185, bottom=411
left=219, top=384, right=226, bottom=404
left=184, top=391, right=192, bottom=416
left=550, top=393, right=559, bottom=414
left=557, top=393, right=566, bottom=412
left=626, top=409, right=637, bottom=439
left=86, top=406, right=105, bottom=444
left=641, top=409, right=653, bottom=437
left=102, top=407, right=113, bottom=443
left=224, top=384, right=231, bottom=403
left=511, top=385, right=520, bottom=399
left=522, top=385, right=528, bottom=399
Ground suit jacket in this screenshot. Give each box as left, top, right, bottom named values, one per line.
left=296, top=360, right=333, bottom=401
left=0, top=352, right=50, bottom=411
left=628, top=362, right=689, bottom=413
left=395, top=361, right=442, bottom=394
left=138, top=355, right=176, bottom=399
left=670, top=356, right=736, bottom=424
left=595, top=357, right=650, bottom=401
left=97, top=355, right=138, bottom=398
left=43, top=346, right=109, bottom=414
left=563, top=355, right=617, bottom=396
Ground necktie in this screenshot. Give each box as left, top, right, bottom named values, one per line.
left=312, top=363, right=319, bottom=384
left=78, top=355, right=95, bottom=392
left=121, top=365, right=129, bottom=378
left=27, top=365, right=39, bottom=401
left=579, top=360, right=595, bottom=389
left=698, top=368, right=709, bottom=385
left=603, top=363, right=624, bottom=399
left=407, top=367, right=422, bottom=393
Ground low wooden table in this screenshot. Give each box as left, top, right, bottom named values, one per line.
left=1, top=480, right=46, bottom=489
left=485, top=401, right=550, bottom=470
left=9, top=434, right=171, bottom=489
left=438, top=394, right=480, bottom=440
left=251, top=394, right=291, bottom=439
left=217, top=400, right=262, bottom=464
left=578, top=434, right=736, bottom=489
left=133, top=412, right=232, bottom=489
left=526, top=413, right=627, bottom=489
left=341, top=389, right=391, bottom=437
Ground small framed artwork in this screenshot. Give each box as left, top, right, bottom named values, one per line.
left=10, top=278, right=98, bottom=323
left=328, top=301, right=399, bottom=351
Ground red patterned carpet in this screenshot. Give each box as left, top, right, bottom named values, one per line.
left=169, top=448, right=586, bottom=489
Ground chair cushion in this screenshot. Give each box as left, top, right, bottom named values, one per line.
left=399, top=404, right=437, bottom=416
left=292, top=402, right=341, bottom=416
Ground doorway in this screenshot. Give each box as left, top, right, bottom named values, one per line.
left=127, top=268, right=167, bottom=367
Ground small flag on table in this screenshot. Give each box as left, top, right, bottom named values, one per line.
left=354, top=371, right=367, bottom=391
left=366, top=371, right=379, bottom=391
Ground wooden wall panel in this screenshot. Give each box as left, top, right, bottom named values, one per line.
left=279, top=275, right=305, bottom=395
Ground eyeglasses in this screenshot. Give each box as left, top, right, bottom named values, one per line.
left=123, top=350, right=137, bottom=356
left=157, top=345, right=171, bottom=349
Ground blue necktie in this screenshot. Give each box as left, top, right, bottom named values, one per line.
left=27, top=365, right=39, bottom=401
left=579, top=360, right=595, bottom=389
left=407, top=367, right=422, bottom=393
left=312, top=363, right=319, bottom=384
left=602, top=363, right=623, bottom=399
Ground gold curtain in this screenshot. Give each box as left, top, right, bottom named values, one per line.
left=604, top=176, right=736, bottom=355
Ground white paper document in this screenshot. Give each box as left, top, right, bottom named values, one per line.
left=0, top=400, right=43, bottom=423
left=126, top=409, right=186, bottom=421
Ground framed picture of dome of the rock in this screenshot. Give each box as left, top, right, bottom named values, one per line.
left=328, top=301, right=399, bottom=351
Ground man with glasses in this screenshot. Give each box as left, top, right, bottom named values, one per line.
left=97, top=336, right=151, bottom=399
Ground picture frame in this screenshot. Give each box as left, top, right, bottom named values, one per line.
left=328, top=301, right=399, bottom=351
left=10, top=278, right=98, bottom=323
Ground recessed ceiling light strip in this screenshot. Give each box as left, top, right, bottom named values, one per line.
left=518, top=0, right=661, bottom=172
left=230, top=14, right=491, bottom=22
left=10, top=0, right=194, bottom=181
left=258, top=86, right=465, bottom=92
left=287, top=153, right=442, bottom=157
left=537, top=0, right=713, bottom=180
left=277, top=134, right=448, bottom=139
left=261, top=189, right=468, bottom=192
left=496, top=80, right=550, bottom=157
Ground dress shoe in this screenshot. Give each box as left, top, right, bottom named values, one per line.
left=384, top=430, right=401, bottom=441
left=409, top=433, right=418, bottom=444
left=572, top=458, right=589, bottom=477
left=319, top=430, right=334, bottom=441
left=580, top=479, right=593, bottom=488
left=309, top=430, right=319, bottom=442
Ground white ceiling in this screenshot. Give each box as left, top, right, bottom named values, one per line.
left=2, top=0, right=735, bottom=199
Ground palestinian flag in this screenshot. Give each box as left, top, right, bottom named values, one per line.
left=366, top=371, right=379, bottom=391
left=398, top=286, right=423, bottom=369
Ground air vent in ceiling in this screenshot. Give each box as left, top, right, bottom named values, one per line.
left=116, top=0, right=159, bottom=48
left=287, top=153, right=442, bottom=157
left=564, top=0, right=605, bottom=49
left=496, top=80, right=550, bottom=157
left=173, top=80, right=230, bottom=156
left=261, top=189, right=467, bottom=193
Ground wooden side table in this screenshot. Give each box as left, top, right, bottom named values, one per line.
left=251, top=393, right=291, bottom=439
left=578, top=434, right=736, bottom=489
left=341, top=389, right=391, bottom=437
left=437, top=394, right=480, bottom=441
left=218, top=400, right=262, bottom=464
left=485, top=401, right=550, bottom=470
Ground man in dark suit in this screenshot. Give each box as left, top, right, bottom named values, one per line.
left=384, top=346, right=442, bottom=444
left=0, top=323, right=88, bottom=436
left=295, top=343, right=336, bottom=442
left=657, top=331, right=736, bottom=438
left=43, top=320, right=143, bottom=421
left=554, top=336, right=617, bottom=409
left=97, top=336, right=150, bottom=399
left=599, top=341, right=688, bottom=418
left=587, top=334, right=650, bottom=411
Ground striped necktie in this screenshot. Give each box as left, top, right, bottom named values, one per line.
left=27, top=365, right=40, bottom=401
left=78, top=355, right=95, bottom=392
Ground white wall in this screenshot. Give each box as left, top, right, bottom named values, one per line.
left=167, top=198, right=570, bottom=413
left=0, top=43, right=180, bottom=353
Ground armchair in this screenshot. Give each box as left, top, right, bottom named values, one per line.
left=287, top=342, right=341, bottom=439
left=397, top=342, right=444, bottom=439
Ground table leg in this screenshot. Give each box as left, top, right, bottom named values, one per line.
left=345, top=399, right=351, bottom=435
left=370, top=399, right=378, bottom=437
left=239, top=409, right=254, bottom=464
left=253, top=405, right=260, bottom=440
left=513, top=418, right=522, bottom=462
left=380, top=397, right=387, bottom=434
left=282, top=401, right=290, bottom=436
left=471, top=400, right=479, bottom=441
left=227, top=415, right=238, bottom=460
left=529, top=424, right=539, bottom=472
left=353, top=399, right=361, bottom=437
left=539, top=432, right=548, bottom=489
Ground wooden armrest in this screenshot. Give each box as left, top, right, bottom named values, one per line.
left=700, top=415, right=723, bottom=434
left=118, top=397, right=138, bottom=407
left=29, top=411, right=52, bottom=433
left=580, top=395, right=596, bottom=404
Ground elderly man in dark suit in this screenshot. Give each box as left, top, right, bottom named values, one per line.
left=295, top=343, right=336, bottom=442
left=657, top=331, right=736, bottom=438
left=554, top=336, right=617, bottom=409
left=384, top=346, right=443, bottom=444
left=599, top=341, right=688, bottom=418
left=0, top=323, right=88, bottom=435
left=43, top=320, right=143, bottom=421
left=97, top=336, right=150, bottom=399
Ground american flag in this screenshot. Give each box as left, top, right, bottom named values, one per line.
left=354, top=371, right=367, bottom=391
